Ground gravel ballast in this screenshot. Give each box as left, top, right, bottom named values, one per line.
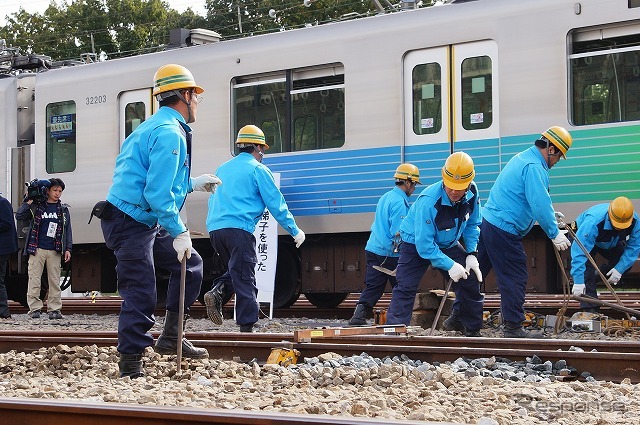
left=0, top=313, right=638, bottom=424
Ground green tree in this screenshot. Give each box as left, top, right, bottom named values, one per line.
left=0, top=0, right=203, bottom=61
left=0, top=7, right=49, bottom=55
left=0, top=0, right=434, bottom=62
left=204, top=0, right=395, bottom=39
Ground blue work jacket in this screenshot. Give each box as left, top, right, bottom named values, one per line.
left=206, top=152, right=300, bottom=237
left=570, top=203, right=640, bottom=284
left=365, top=186, right=411, bottom=257
left=0, top=195, right=18, bottom=255
left=399, top=180, right=481, bottom=271
left=107, top=107, right=194, bottom=238
left=483, top=146, right=559, bottom=239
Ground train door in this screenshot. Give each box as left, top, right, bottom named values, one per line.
left=403, top=40, right=499, bottom=155
left=402, top=40, right=499, bottom=290
left=118, top=89, right=152, bottom=145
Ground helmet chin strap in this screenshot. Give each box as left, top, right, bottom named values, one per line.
left=538, top=138, right=553, bottom=168
left=256, top=145, right=264, bottom=162
left=442, top=183, right=461, bottom=204
left=173, top=89, right=194, bottom=123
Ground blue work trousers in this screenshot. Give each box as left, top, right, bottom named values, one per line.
left=580, top=243, right=624, bottom=310
left=209, top=228, right=259, bottom=326
left=477, top=219, right=528, bottom=324
left=101, top=211, right=203, bottom=354
left=0, top=254, right=9, bottom=317
left=357, top=251, right=398, bottom=309
left=386, top=242, right=483, bottom=329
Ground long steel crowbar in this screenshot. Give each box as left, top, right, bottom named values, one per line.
left=176, top=256, right=187, bottom=373
left=429, top=278, right=454, bottom=336
left=561, top=219, right=630, bottom=319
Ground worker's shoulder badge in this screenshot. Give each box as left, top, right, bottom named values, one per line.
left=172, top=149, right=178, bottom=155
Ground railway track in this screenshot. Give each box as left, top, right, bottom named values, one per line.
left=0, top=397, right=433, bottom=425
left=7, top=292, right=640, bottom=319
left=0, top=329, right=637, bottom=383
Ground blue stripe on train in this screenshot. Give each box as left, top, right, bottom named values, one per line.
left=263, top=139, right=501, bottom=216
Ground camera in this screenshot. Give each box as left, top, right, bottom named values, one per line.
left=25, top=178, right=51, bottom=202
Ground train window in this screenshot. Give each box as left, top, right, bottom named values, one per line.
left=45, top=100, right=76, bottom=173
left=571, top=29, right=640, bottom=125
left=124, top=102, right=146, bottom=138
left=411, top=63, right=442, bottom=135
left=461, top=56, right=493, bottom=130
left=293, top=115, right=317, bottom=150
left=234, top=78, right=287, bottom=153
left=232, top=63, right=345, bottom=154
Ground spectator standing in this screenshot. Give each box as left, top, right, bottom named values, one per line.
left=478, top=126, right=573, bottom=338
left=348, top=163, right=421, bottom=326
left=101, top=64, right=221, bottom=378
left=16, top=178, right=71, bottom=320
left=570, top=196, right=640, bottom=311
left=0, top=193, right=18, bottom=319
left=385, top=152, right=484, bottom=336
left=204, top=125, right=305, bottom=332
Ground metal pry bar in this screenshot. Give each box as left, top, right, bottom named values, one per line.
left=559, top=217, right=630, bottom=319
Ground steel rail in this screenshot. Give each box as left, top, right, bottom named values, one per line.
left=0, top=330, right=638, bottom=382
left=1, top=330, right=639, bottom=353
left=0, top=398, right=438, bottom=425
left=6, top=293, right=640, bottom=319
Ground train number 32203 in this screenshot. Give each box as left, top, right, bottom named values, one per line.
left=86, top=95, right=107, bottom=105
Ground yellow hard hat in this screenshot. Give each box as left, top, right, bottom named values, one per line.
left=608, top=196, right=634, bottom=229
left=236, top=125, right=269, bottom=149
left=153, top=64, right=204, bottom=96
left=541, top=126, right=572, bottom=158
left=394, top=163, right=421, bottom=184
left=442, top=151, right=475, bottom=190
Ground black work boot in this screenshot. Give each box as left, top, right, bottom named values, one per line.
left=503, top=321, right=544, bottom=338
left=119, top=354, right=144, bottom=378
left=348, top=304, right=372, bottom=326
left=239, top=323, right=255, bottom=333
left=443, top=310, right=465, bottom=332
left=204, top=285, right=224, bottom=325
left=154, top=311, right=209, bottom=358
left=464, top=328, right=482, bottom=337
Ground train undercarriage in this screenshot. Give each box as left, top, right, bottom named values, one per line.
left=5, top=226, right=638, bottom=310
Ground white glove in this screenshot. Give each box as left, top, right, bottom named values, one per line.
left=606, top=268, right=622, bottom=285
left=293, top=230, right=305, bottom=248
left=448, top=262, right=469, bottom=282
left=191, top=174, right=222, bottom=193
left=172, top=231, right=192, bottom=262
left=555, top=211, right=566, bottom=228
left=465, top=254, right=483, bottom=282
left=572, top=283, right=585, bottom=296
left=551, top=230, right=571, bottom=251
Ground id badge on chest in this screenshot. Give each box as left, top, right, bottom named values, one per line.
left=47, top=222, right=58, bottom=238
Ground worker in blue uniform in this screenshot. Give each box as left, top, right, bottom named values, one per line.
left=348, top=163, right=421, bottom=326
left=101, top=64, right=221, bottom=378
left=570, top=196, right=640, bottom=311
left=385, top=152, right=484, bottom=336
left=478, top=126, right=573, bottom=338
left=204, top=125, right=305, bottom=332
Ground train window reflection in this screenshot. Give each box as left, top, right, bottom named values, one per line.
left=45, top=100, right=76, bottom=173
left=461, top=56, right=493, bottom=130
left=571, top=48, right=640, bottom=125
left=412, top=62, right=442, bottom=135
left=124, top=102, right=146, bottom=138
left=232, top=63, right=345, bottom=154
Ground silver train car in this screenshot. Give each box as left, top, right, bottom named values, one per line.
left=2, top=0, right=639, bottom=308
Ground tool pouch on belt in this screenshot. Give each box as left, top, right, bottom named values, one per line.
left=88, top=200, right=109, bottom=224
